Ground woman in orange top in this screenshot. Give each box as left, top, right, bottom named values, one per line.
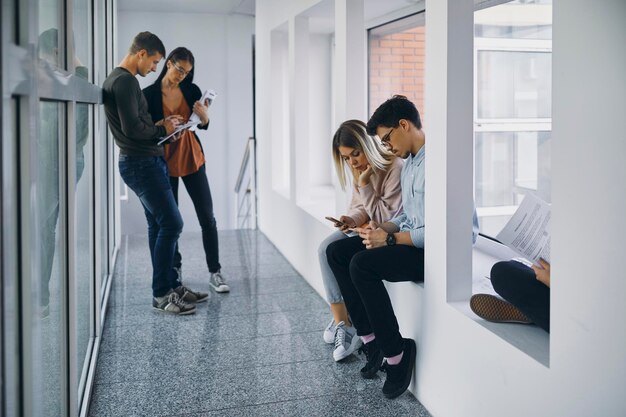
left=143, top=47, right=229, bottom=294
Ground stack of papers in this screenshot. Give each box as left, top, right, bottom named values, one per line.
left=496, top=193, right=551, bottom=264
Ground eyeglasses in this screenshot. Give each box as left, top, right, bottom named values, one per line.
left=171, top=61, right=191, bottom=77
left=380, top=128, right=395, bottom=148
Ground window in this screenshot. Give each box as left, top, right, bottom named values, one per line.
left=369, top=13, right=425, bottom=118
left=474, top=0, right=552, bottom=236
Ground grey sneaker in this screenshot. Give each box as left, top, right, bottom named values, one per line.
left=209, top=271, right=230, bottom=293
left=174, top=285, right=209, bottom=303
left=152, top=290, right=196, bottom=315
left=323, top=319, right=337, bottom=344
left=332, top=321, right=362, bottom=362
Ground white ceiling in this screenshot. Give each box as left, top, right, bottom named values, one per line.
left=294, top=0, right=425, bottom=34
left=118, top=0, right=256, bottom=15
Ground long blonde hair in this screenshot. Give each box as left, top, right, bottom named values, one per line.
left=332, top=119, right=394, bottom=190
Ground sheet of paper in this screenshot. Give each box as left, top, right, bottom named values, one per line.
left=496, top=193, right=551, bottom=264
left=157, top=120, right=196, bottom=145
left=157, top=89, right=217, bottom=145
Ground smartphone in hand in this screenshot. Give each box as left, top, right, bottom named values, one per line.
left=325, top=216, right=345, bottom=227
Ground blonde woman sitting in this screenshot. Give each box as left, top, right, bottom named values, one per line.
left=319, top=119, right=403, bottom=361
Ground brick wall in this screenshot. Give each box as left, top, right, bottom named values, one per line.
left=369, top=26, right=425, bottom=122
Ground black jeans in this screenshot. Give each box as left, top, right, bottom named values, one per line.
left=169, top=164, right=221, bottom=273
left=326, top=235, right=424, bottom=357
left=490, top=260, right=550, bottom=332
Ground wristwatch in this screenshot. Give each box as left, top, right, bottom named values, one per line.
left=386, top=233, right=396, bottom=246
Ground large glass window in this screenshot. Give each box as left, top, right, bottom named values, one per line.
left=2, top=1, right=116, bottom=415
left=474, top=0, right=552, bottom=236
left=369, top=13, right=425, bottom=118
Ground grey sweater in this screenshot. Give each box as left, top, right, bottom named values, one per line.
left=102, top=67, right=166, bottom=156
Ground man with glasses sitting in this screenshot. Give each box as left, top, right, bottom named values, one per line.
left=326, top=95, right=479, bottom=398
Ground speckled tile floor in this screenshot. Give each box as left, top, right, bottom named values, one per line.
left=88, top=230, right=431, bottom=417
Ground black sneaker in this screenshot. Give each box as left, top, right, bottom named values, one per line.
left=358, top=339, right=384, bottom=379
left=380, top=338, right=416, bottom=399
left=174, top=285, right=209, bottom=303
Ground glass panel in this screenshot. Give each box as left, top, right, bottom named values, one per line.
left=477, top=51, right=552, bottom=119
left=36, top=101, right=64, bottom=415
left=73, top=0, right=92, bottom=76
left=75, top=103, right=92, bottom=389
left=99, top=110, right=109, bottom=303
left=474, top=0, right=552, bottom=237
left=369, top=13, right=425, bottom=118
left=474, top=0, right=552, bottom=40
left=38, top=0, right=64, bottom=67
left=475, top=131, right=551, bottom=236
left=3, top=98, right=20, bottom=417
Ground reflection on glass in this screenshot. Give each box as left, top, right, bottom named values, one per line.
left=38, top=0, right=63, bottom=67
left=477, top=51, right=552, bottom=119
left=73, top=0, right=91, bottom=76
left=37, top=101, right=64, bottom=416
left=75, top=102, right=92, bottom=389
left=37, top=28, right=61, bottom=67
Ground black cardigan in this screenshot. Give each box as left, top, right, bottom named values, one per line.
left=142, top=81, right=209, bottom=148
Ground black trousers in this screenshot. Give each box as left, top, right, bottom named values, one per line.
left=169, top=164, right=221, bottom=273
left=326, top=235, right=424, bottom=357
left=490, top=260, right=550, bottom=332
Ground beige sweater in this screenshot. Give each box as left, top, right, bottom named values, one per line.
left=346, top=157, right=403, bottom=226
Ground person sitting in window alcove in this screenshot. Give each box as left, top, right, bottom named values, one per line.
left=319, top=119, right=403, bottom=362
left=326, top=95, right=480, bottom=399
left=471, top=259, right=550, bottom=333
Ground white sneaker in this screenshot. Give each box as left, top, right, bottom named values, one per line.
left=209, top=271, right=230, bottom=293
left=332, top=321, right=362, bottom=362
left=323, top=319, right=336, bottom=344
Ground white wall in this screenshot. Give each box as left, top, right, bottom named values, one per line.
left=117, top=11, right=254, bottom=233
left=256, top=0, right=626, bottom=416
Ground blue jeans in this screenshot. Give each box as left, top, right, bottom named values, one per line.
left=318, top=230, right=350, bottom=304
left=119, top=155, right=183, bottom=297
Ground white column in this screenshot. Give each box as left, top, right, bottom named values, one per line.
left=424, top=0, right=474, bottom=302
left=334, top=0, right=366, bottom=214
left=289, top=16, right=309, bottom=202
left=334, top=0, right=366, bottom=123
left=551, top=1, right=626, bottom=413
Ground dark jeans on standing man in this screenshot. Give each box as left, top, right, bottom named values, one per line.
left=169, top=163, right=221, bottom=273
left=119, top=155, right=183, bottom=297
left=490, top=260, right=550, bottom=332
left=326, top=235, right=424, bottom=357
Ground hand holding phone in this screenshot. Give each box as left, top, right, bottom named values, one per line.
left=325, top=216, right=345, bottom=227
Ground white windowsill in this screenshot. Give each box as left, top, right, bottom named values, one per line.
left=451, top=235, right=550, bottom=367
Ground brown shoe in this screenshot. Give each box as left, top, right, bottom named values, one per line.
left=470, top=294, right=531, bottom=324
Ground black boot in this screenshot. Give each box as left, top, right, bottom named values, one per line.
left=358, top=338, right=384, bottom=379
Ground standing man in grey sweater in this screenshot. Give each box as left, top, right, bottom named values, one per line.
left=103, top=32, right=208, bottom=315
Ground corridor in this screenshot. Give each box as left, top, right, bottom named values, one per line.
left=88, top=230, right=431, bottom=416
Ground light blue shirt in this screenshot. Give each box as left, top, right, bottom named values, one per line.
left=389, top=145, right=480, bottom=248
